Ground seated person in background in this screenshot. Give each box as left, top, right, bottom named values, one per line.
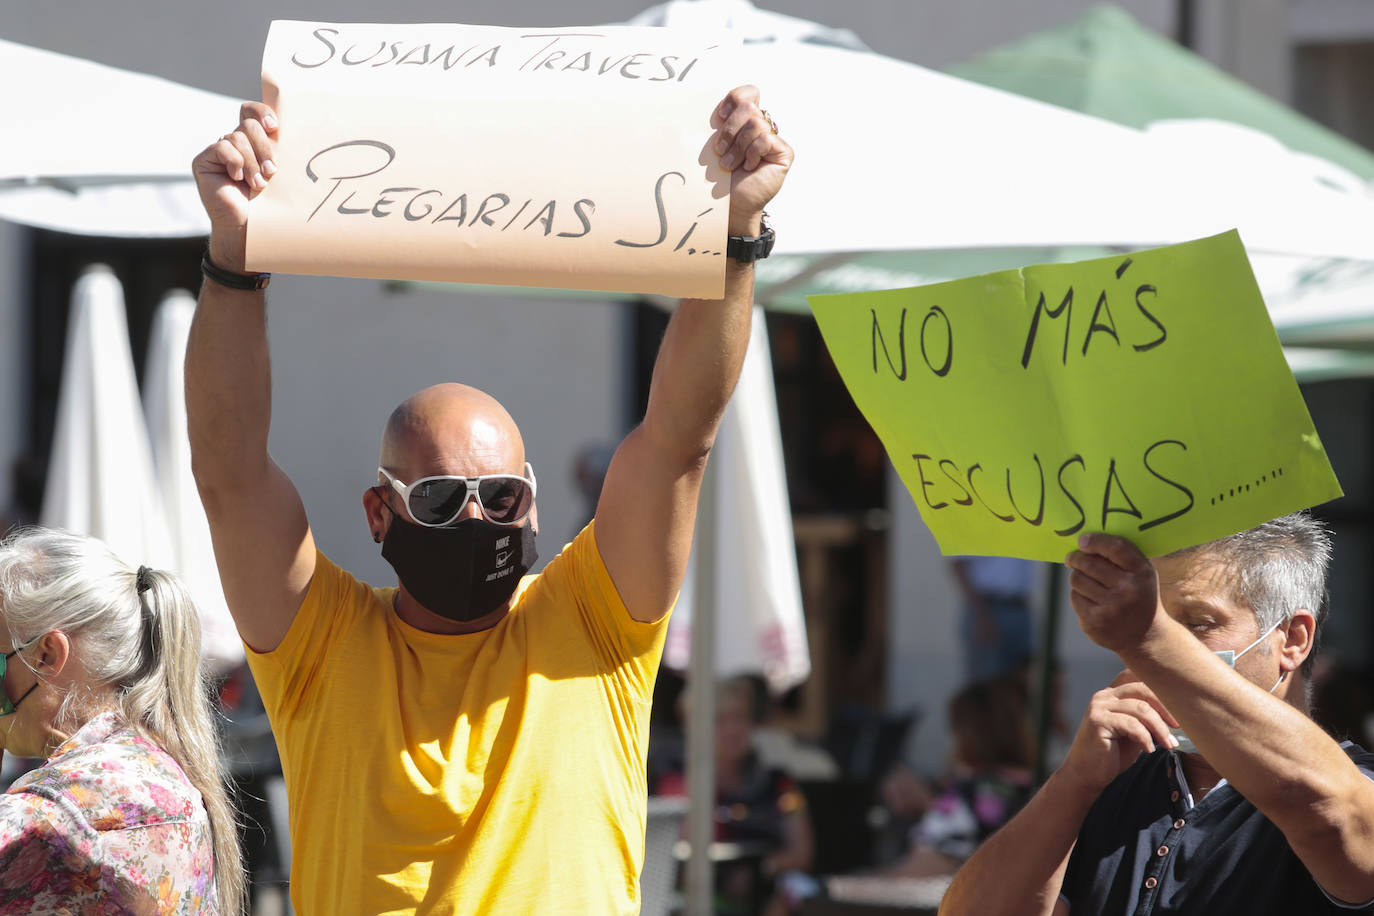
left=657, top=675, right=815, bottom=916
left=890, top=677, right=1033, bottom=877
left=941, top=514, right=1374, bottom=915
left=0, top=528, right=243, bottom=913
left=871, top=761, right=935, bottom=864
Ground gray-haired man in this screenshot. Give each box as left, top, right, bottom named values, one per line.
left=941, top=513, right=1374, bottom=915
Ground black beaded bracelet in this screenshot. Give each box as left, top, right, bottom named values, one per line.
left=201, top=250, right=271, bottom=291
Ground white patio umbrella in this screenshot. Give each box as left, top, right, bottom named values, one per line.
left=629, top=1, right=1374, bottom=261
left=40, top=265, right=173, bottom=570
left=0, top=38, right=239, bottom=237
left=668, top=307, right=810, bottom=693
left=144, top=289, right=243, bottom=674
left=1261, top=253, right=1374, bottom=349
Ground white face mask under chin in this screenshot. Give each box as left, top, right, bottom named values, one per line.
left=1170, top=619, right=1286, bottom=755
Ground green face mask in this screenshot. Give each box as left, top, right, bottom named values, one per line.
left=0, top=636, right=40, bottom=717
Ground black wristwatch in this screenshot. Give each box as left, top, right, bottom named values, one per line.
left=726, top=217, right=775, bottom=264
left=201, top=249, right=272, bottom=291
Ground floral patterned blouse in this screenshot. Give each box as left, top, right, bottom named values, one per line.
left=0, top=712, right=218, bottom=914
left=913, top=767, right=1033, bottom=863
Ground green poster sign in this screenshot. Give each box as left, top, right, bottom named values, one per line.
left=809, top=231, right=1342, bottom=561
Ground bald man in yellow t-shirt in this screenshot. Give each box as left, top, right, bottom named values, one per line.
left=186, top=88, right=791, bottom=914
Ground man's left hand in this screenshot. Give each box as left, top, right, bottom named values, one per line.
left=1065, top=533, right=1167, bottom=654
left=712, top=85, right=793, bottom=235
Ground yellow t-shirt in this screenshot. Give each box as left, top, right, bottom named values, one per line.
left=246, top=522, right=668, bottom=915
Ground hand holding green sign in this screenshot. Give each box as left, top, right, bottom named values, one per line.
left=809, top=231, right=1341, bottom=561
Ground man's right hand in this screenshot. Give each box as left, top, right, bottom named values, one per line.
left=191, top=102, right=280, bottom=271
left=941, top=676, right=1170, bottom=916
left=1059, top=673, right=1179, bottom=796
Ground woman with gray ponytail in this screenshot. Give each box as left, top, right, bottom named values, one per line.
left=0, top=528, right=244, bottom=914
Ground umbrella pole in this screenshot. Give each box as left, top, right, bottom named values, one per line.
left=685, top=456, right=718, bottom=916
left=1032, top=562, right=1064, bottom=786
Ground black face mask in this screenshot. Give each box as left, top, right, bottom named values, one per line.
left=380, top=513, right=537, bottom=622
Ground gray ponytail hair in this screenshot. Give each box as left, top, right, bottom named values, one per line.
left=0, top=527, right=245, bottom=914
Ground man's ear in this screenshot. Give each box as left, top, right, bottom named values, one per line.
left=530, top=502, right=539, bottom=538
left=363, top=487, right=392, bottom=544
left=34, top=631, right=71, bottom=680
left=1280, top=610, right=1316, bottom=673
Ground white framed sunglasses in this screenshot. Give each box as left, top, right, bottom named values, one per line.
left=377, top=463, right=537, bottom=528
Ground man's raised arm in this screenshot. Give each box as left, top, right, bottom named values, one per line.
left=186, top=102, right=315, bottom=653
left=1067, top=533, right=1374, bottom=905
left=593, top=86, right=791, bottom=624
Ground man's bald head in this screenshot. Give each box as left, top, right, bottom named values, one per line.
left=379, top=383, right=526, bottom=481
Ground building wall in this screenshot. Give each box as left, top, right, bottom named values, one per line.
left=1191, top=0, right=1291, bottom=101
left=1294, top=42, right=1374, bottom=153
left=1291, top=0, right=1374, bottom=42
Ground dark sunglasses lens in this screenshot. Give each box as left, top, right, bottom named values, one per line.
left=409, top=479, right=469, bottom=526
left=478, top=477, right=533, bottom=523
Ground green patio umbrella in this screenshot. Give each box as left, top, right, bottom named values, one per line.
left=941, top=4, right=1374, bottom=361
left=947, top=4, right=1374, bottom=181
